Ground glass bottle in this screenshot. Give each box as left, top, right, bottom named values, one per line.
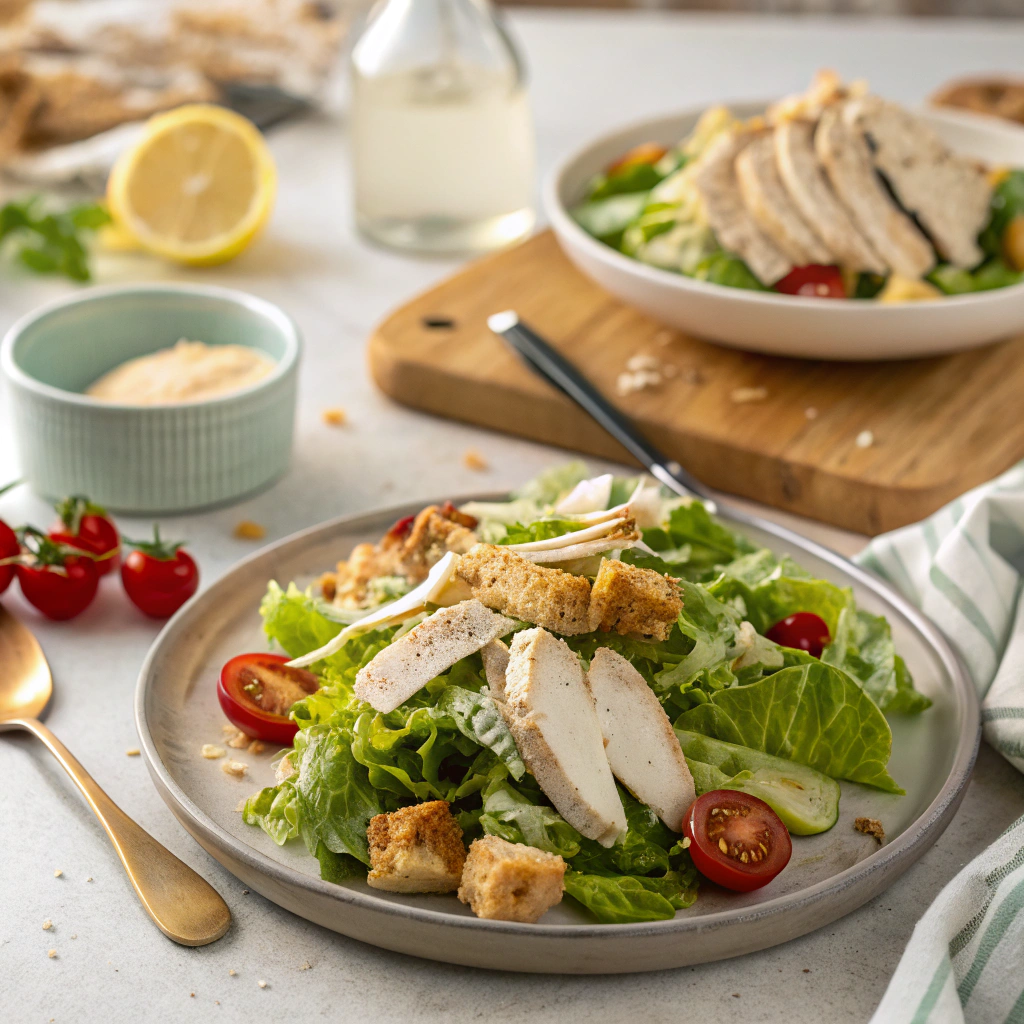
left=349, top=0, right=536, bottom=255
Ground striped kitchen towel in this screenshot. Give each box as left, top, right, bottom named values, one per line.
left=858, top=462, right=1024, bottom=1024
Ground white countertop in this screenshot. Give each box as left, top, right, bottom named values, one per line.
left=3, top=10, right=1024, bottom=1022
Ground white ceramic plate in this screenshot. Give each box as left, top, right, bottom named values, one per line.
left=545, top=104, right=1024, bottom=360
left=135, top=498, right=979, bottom=973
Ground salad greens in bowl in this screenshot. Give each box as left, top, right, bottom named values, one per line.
left=545, top=72, right=1024, bottom=359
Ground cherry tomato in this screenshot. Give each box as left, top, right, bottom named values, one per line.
left=0, top=519, right=17, bottom=595
left=608, top=142, right=669, bottom=173
left=50, top=496, right=120, bottom=576
left=384, top=515, right=416, bottom=543
left=17, top=555, right=99, bottom=620
left=765, top=612, right=831, bottom=659
left=683, top=790, right=792, bottom=892
left=121, top=526, right=199, bottom=618
left=774, top=264, right=847, bottom=299
left=218, top=653, right=319, bottom=744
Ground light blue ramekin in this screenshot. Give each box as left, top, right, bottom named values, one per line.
left=1, top=283, right=301, bottom=514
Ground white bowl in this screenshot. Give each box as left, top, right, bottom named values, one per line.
left=545, top=103, right=1024, bottom=361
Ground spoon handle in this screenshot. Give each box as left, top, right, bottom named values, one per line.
left=11, top=717, right=231, bottom=946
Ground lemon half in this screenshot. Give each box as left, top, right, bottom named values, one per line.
left=108, top=104, right=277, bottom=266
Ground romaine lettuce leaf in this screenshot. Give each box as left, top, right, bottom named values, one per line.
left=564, top=868, right=698, bottom=923
left=475, top=777, right=583, bottom=858
left=431, top=685, right=526, bottom=780
left=676, top=661, right=902, bottom=793
left=242, top=779, right=301, bottom=845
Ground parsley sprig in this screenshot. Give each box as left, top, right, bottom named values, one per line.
left=0, top=197, right=111, bottom=281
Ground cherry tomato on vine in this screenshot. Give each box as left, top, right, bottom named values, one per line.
left=15, top=527, right=100, bottom=620
left=683, top=790, right=792, bottom=892
left=218, top=653, right=319, bottom=744
left=0, top=519, right=17, bottom=595
left=49, top=495, right=120, bottom=576
left=765, top=612, right=831, bottom=659
left=774, top=264, right=846, bottom=299
left=120, top=526, right=199, bottom=618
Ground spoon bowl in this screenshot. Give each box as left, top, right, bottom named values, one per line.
left=0, top=602, right=231, bottom=946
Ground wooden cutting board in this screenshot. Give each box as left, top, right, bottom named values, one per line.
left=368, top=230, right=1024, bottom=535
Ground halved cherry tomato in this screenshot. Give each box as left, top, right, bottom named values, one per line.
left=14, top=528, right=100, bottom=620
left=121, top=526, right=198, bottom=618
left=607, top=142, right=669, bottom=174
left=0, top=520, right=17, bottom=595
left=49, top=495, right=120, bottom=576
left=766, top=612, right=831, bottom=659
left=684, top=790, right=792, bottom=892
left=218, top=653, right=320, bottom=744
left=774, top=264, right=846, bottom=299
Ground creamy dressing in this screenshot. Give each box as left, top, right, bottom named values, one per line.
left=86, top=340, right=275, bottom=405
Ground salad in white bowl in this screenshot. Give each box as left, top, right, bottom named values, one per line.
left=220, top=465, right=929, bottom=926
left=546, top=72, right=1024, bottom=359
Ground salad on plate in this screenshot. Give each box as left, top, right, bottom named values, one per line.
left=571, top=71, right=1024, bottom=302
left=225, top=464, right=930, bottom=925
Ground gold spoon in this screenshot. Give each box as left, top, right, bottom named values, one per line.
left=0, top=604, right=231, bottom=946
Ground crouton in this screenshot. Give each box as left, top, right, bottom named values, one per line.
left=458, top=835, right=566, bottom=923
left=366, top=801, right=466, bottom=893
left=456, top=544, right=593, bottom=635
left=588, top=559, right=682, bottom=641
left=355, top=600, right=516, bottom=713
left=502, top=628, right=626, bottom=846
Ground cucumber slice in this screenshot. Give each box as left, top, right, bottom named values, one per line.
left=677, top=730, right=840, bottom=836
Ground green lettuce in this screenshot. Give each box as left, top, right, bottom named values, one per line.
left=564, top=869, right=698, bottom=924
left=676, top=661, right=902, bottom=793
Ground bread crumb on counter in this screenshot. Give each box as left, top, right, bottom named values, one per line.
left=298, top=961, right=312, bottom=971
left=221, top=760, right=249, bottom=778
left=258, top=980, right=267, bottom=989
left=47, top=949, right=57, bottom=958
left=86, top=877, right=93, bottom=883
left=463, top=449, right=488, bottom=472
left=226, top=729, right=250, bottom=749
left=322, top=407, right=347, bottom=426
left=730, top=386, right=769, bottom=404
left=125, top=748, right=140, bottom=757
left=855, top=817, right=886, bottom=843
left=229, top=969, right=237, bottom=976
left=233, top=520, right=266, bottom=541
left=247, top=740, right=265, bottom=755
left=42, top=919, right=52, bottom=931
left=856, top=430, right=875, bottom=448
left=201, top=744, right=226, bottom=759
left=53, top=869, right=63, bottom=878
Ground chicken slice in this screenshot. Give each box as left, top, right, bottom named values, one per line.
left=501, top=628, right=626, bottom=847
left=587, top=648, right=695, bottom=832
left=734, top=131, right=833, bottom=266
left=774, top=119, right=886, bottom=274
left=693, top=130, right=793, bottom=285
left=481, top=639, right=510, bottom=701
left=843, top=95, right=992, bottom=269
left=354, top=600, right=516, bottom=713
left=816, top=104, right=935, bottom=279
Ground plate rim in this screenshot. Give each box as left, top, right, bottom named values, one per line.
left=135, top=495, right=981, bottom=948
left=543, top=101, right=1024, bottom=312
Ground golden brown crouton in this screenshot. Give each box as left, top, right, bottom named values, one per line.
left=854, top=816, right=886, bottom=844
left=588, top=559, right=682, bottom=641
left=458, top=835, right=566, bottom=923
left=367, top=801, right=466, bottom=893
left=456, top=544, right=593, bottom=635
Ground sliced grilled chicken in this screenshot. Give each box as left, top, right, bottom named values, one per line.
left=501, top=628, right=626, bottom=847
left=587, top=648, right=695, bottom=832
left=816, top=104, right=935, bottom=279
left=734, top=131, right=833, bottom=266
left=481, top=639, right=510, bottom=701
left=354, top=600, right=516, bottom=713
left=843, top=95, right=992, bottom=269
left=693, top=130, right=793, bottom=285
left=773, top=119, right=886, bottom=273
